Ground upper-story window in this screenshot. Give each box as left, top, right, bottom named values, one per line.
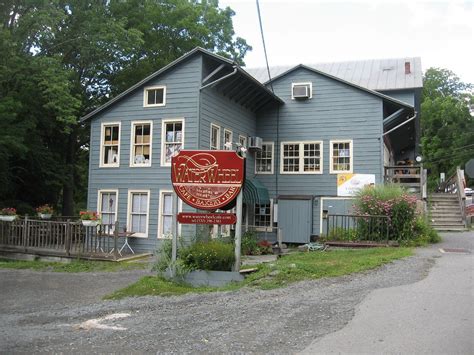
left=224, top=129, right=233, bottom=150
left=100, top=122, right=120, bottom=167
left=239, top=135, right=247, bottom=148
left=255, top=142, right=274, bottom=174
left=161, top=119, right=184, bottom=166
left=130, top=121, right=152, bottom=167
left=144, top=86, right=166, bottom=107
left=210, top=124, right=220, bottom=150
left=330, top=140, right=353, bottom=173
left=281, top=141, right=322, bottom=174
left=291, top=82, right=312, bottom=100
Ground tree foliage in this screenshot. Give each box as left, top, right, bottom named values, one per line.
left=421, top=68, right=474, bottom=189
left=0, top=0, right=250, bottom=214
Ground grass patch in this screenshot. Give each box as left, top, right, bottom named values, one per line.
left=106, top=247, right=412, bottom=299
left=0, top=258, right=149, bottom=273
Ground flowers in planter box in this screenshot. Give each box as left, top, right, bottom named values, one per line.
left=0, top=207, right=16, bottom=216
left=36, top=204, right=54, bottom=215
left=80, top=211, right=100, bottom=221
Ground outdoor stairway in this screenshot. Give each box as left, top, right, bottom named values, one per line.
left=428, top=193, right=466, bottom=231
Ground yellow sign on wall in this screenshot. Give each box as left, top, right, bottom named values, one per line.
left=337, top=174, right=375, bottom=196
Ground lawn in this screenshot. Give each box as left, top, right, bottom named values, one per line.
left=0, top=258, right=149, bottom=272
left=105, top=247, right=412, bottom=299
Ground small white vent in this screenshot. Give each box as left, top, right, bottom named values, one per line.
left=292, top=83, right=312, bottom=99
left=248, top=136, right=263, bottom=150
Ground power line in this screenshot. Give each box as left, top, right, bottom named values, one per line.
left=256, top=0, right=273, bottom=93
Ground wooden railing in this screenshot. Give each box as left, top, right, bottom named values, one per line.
left=384, top=165, right=427, bottom=198
left=437, top=167, right=467, bottom=227
left=0, top=218, right=121, bottom=260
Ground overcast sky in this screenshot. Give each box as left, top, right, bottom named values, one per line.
left=220, top=0, right=473, bottom=83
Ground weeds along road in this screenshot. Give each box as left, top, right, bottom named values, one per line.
left=1, top=232, right=471, bottom=354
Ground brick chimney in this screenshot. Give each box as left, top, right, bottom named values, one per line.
left=405, top=61, right=411, bottom=74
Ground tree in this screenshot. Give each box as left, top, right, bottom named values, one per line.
left=421, top=68, right=474, bottom=190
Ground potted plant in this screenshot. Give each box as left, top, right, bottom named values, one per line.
left=36, top=204, right=53, bottom=219
left=80, top=211, right=100, bottom=227
left=0, top=207, right=17, bottom=222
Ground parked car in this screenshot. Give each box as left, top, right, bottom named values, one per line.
left=464, top=187, right=474, bottom=196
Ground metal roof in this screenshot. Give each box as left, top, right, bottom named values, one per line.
left=245, top=57, right=423, bottom=91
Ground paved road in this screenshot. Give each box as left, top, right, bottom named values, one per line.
left=0, top=232, right=472, bottom=353
left=302, top=231, right=474, bottom=354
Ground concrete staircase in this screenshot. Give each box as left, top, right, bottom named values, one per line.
left=428, top=193, right=466, bottom=231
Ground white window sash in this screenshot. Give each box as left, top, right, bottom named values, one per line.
left=161, top=118, right=185, bottom=166
left=143, top=85, right=166, bottom=107
left=100, top=122, right=121, bottom=168
left=210, top=123, right=220, bottom=150
left=223, top=128, right=233, bottom=150
left=130, top=121, right=153, bottom=167
left=158, top=190, right=182, bottom=239
left=280, top=141, right=323, bottom=174
left=255, top=142, right=274, bottom=174
left=330, top=139, right=353, bottom=174
left=127, top=190, right=150, bottom=238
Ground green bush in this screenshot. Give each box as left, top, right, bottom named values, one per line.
left=411, top=217, right=441, bottom=245
left=327, top=227, right=360, bottom=241
left=180, top=240, right=235, bottom=271
left=241, top=231, right=260, bottom=255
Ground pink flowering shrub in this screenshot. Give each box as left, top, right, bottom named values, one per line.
left=354, top=185, right=418, bottom=241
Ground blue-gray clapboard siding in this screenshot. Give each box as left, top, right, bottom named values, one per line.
left=87, top=55, right=203, bottom=253
left=255, top=67, right=384, bottom=238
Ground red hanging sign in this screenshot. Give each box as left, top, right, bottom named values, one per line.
left=171, top=150, right=245, bottom=210
left=177, top=212, right=237, bottom=225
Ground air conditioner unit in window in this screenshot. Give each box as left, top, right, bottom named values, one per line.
left=292, top=84, right=311, bottom=99
left=248, top=136, right=263, bottom=150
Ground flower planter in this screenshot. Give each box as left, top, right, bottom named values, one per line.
left=82, top=220, right=98, bottom=227
left=38, top=213, right=52, bottom=220
left=0, top=215, right=16, bottom=222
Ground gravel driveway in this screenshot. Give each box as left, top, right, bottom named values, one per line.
left=1, top=232, right=470, bottom=354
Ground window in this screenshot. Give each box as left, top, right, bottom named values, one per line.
left=291, top=82, right=312, bottom=99
left=161, top=119, right=184, bottom=166
left=223, top=129, right=233, bottom=150
left=158, top=190, right=182, bottom=238
left=144, top=86, right=166, bottom=107
left=127, top=190, right=149, bottom=237
left=281, top=141, right=322, bottom=174
left=98, top=190, right=118, bottom=231
left=100, top=123, right=120, bottom=167
left=330, top=140, right=353, bottom=173
left=255, top=142, right=274, bottom=174
left=254, top=202, right=272, bottom=229
left=130, top=121, right=152, bottom=166
left=239, top=135, right=247, bottom=148
left=210, top=124, right=220, bottom=150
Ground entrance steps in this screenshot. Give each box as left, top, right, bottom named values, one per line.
left=429, top=193, right=466, bottom=231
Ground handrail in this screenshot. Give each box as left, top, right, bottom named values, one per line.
left=437, top=167, right=467, bottom=227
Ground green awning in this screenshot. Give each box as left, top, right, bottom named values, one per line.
left=243, top=178, right=270, bottom=205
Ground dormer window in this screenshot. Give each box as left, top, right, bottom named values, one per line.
left=291, top=82, right=312, bottom=100
left=144, top=86, right=166, bottom=107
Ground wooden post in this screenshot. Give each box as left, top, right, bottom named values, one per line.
left=277, top=227, right=283, bottom=249
left=65, top=219, right=71, bottom=256
left=23, top=215, right=29, bottom=252
left=171, top=193, right=178, bottom=277
left=234, top=191, right=243, bottom=272
left=113, top=221, right=119, bottom=261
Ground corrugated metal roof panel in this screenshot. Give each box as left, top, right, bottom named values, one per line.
left=246, top=57, right=423, bottom=90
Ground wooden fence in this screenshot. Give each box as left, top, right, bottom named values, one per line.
left=0, top=217, right=122, bottom=260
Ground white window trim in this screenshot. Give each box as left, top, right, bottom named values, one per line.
left=126, top=189, right=150, bottom=238
left=143, top=85, right=166, bottom=107
left=210, top=123, right=221, bottom=150
left=157, top=190, right=182, bottom=239
left=291, top=82, right=313, bottom=99
left=255, top=141, right=274, bottom=175
left=129, top=120, right=153, bottom=167
left=223, top=128, right=233, bottom=150
left=97, top=189, right=119, bottom=232
left=99, top=122, right=121, bottom=168
left=239, top=135, right=247, bottom=148
left=161, top=118, right=185, bottom=167
left=255, top=199, right=274, bottom=232
left=280, top=141, right=323, bottom=175
left=329, top=139, right=353, bottom=174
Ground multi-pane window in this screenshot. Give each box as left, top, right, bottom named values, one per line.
left=255, top=142, right=274, bottom=174
left=159, top=192, right=173, bottom=238
left=210, top=124, right=220, bottom=150
left=281, top=141, right=322, bottom=174
left=224, top=129, right=233, bottom=150
left=330, top=140, right=352, bottom=173
left=255, top=203, right=271, bottom=227
left=101, top=123, right=120, bottom=167
left=144, top=86, right=166, bottom=107
left=162, top=119, right=184, bottom=165
left=131, top=122, right=152, bottom=166
left=239, top=135, right=247, bottom=148
left=128, top=191, right=149, bottom=237
left=98, top=191, right=117, bottom=228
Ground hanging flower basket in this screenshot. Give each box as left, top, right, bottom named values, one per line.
left=80, top=211, right=100, bottom=227
left=0, top=215, right=16, bottom=222
left=0, top=208, right=17, bottom=222
left=82, top=220, right=98, bottom=227
left=36, top=204, right=53, bottom=219
left=38, top=213, right=52, bottom=220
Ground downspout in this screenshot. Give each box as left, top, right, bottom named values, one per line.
left=200, top=66, right=238, bottom=91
